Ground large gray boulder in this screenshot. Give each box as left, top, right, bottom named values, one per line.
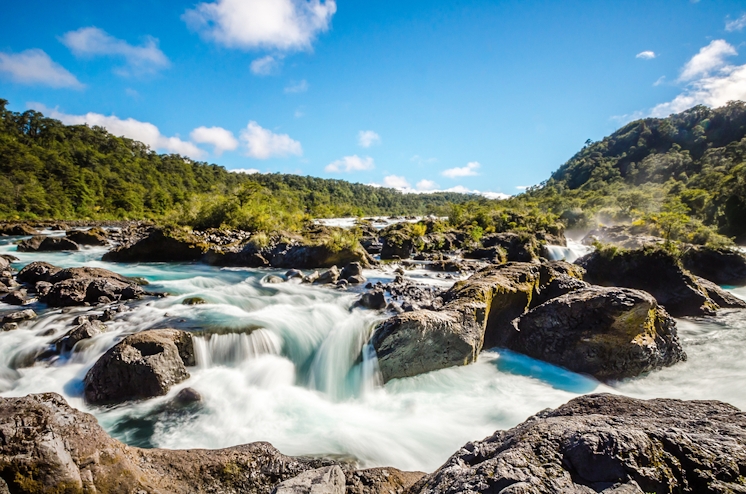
left=83, top=329, right=196, bottom=405
left=413, top=394, right=746, bottom=494
left=506, top=286, right=685, bottom=382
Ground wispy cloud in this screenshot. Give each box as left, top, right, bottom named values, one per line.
left=284, top=79, right=309, bottom=93
left=442, top=161, right=480, bottom=178
left=190, top=126, right=238, bottom=155
left=725, top=14, right=746, bottom=32
left=61, top=27, right=169, bottom=76
left=183, top=0, right=336, bottom=51
left=240, top=121, right=302, bottom=159
left=636, top=51, right=656, bottom=60
left=250, top=55, right=283, bottom=75
left=0, top=49, right=82, bottom=88
left=358, top=130, right=380, bottom=148
left=325, top=155, right=375, bottom=173
left=31, top=103, right=205, bottom=159
left=679, top=39, right=737, bottom=81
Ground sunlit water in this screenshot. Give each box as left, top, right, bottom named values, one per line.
left=1, top=234, right=745, bottom=472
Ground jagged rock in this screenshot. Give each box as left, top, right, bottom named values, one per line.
left=83, top=329, right=196, bottom=405
left=1, top=309, right=36, bottom=324
left=2, top=289, right=37, bottom=306
left=413, top=394, right=746, bottom=494
left=346, top=468, right=425, bottom=494
left=0, top=223, right=38, bottom=236
left=65, top=227, right=108, bottom=246
left=315, top=266, right=340, bottom=285
left=506, top=287, right=685, bottom=382
left=0, top=393, right=337, bottom=493
left=341, top=262, right=364, bottom=280
left=16, top=262, right=61, bottom=284
left=0, top=256, right=8, bottom=272
left=272, top=466, right=345, bottom=494
left=356, top=290, right=386, bottom=310
left=54, top=320, right=105, bottom=353
left=17, top=235, right=79, bottom=252
left=577, top=247, right=743, bottom=317
left=103, top=227, right=209, bottom=262
left=286, top=269, right=304, bottom=280
left=696, top=276, right=746, bottom=309
left=480, top=232, right=541, bottom=262
left=681, top=245, right=746, bottom=286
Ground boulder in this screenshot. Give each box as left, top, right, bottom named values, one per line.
left=270, top=242, right=372, bottom=270
left=381, top=237, right=414, bottom=260
left=45, top=277, right=144, bottom=307
left=1, top=309, right=36, bottom=324
left=265, top=275, right=285, bottom=284
left=182, top=297, right=206, bottom=305
left=272, top=466, right=345, bottom=494
left=681, top=245, right=746, bottom=286
left=0, top=223, right=38, bottom=236
left=1, top=289, right=37, bottom=306
left=65, top=227, right=108, bottom=246
left=696, top=276, right=746, bottom=309
left=346, top=468, right=425, bottom=494
left=582, top=225, right=663, bottom=249
left=83, top=329, right=196, bottom=405
left=480, top=232, right=541, bottom=262
left=462, top=246, right=507, bottom=263
left=506, top=287, right=685, bottom=382
left=54, top=320, right=105, bottom=353
left=103, top=227, right=209, bottom=262
left=340, top=262, right=363, bottom=280
left=413, top=394, right=746, bottom=494
left=17, top=236, right=79, bottom=252
left=16, top=262, right=61, bottom=284
left=0, top=393, right=339, bottom=493
left=0, top=256, right=8, bottom=272
left=356, top=290, right=386, bottom=310
left=576, top=247, right=741, bottom=317
left=315, top=266, right=340, bottom=285
left=286, top=269, right=304, bottom=280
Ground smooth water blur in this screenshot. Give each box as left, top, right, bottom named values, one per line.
left=544, top=238, right=592, bottom=263
left=1, top=235, right=746, bottom=472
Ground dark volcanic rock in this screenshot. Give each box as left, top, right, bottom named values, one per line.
left=507, top=286, right=685, bottom=382
left=413, top=394, right=746, bottom=494
left=16, top=262, right=61, bottom=284
left=83, top=329, right=196, bottom=404
left=481, top=232, right=541, bottom=262
left=576, top=247, right=743, bottom=316
left=1, top=289, right=37, bottom=306
left=0, top=223, right=38, bottom=236
left=17, top=235, right=79, bottom=252
left=103, top=227, right=209, bottom=262
left=66, top=227, right=108, bottom=246
left=356, top=289, right=386, bottom=310
left=54, top=319, right=105, bottom=353
left=682, top=245, right=746, bottom=286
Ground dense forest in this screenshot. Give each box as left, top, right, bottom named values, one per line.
left=0, top=99, right=472, bottom=230
left=2, top=97, right=746, bottom=242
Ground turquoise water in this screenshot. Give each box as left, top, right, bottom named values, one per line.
left=1, top=235, right=745, bottom=472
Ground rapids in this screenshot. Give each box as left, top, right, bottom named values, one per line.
left=1, top=234, right=746, bottom=472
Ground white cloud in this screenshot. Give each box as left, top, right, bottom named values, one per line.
left=183, top=0, right=336, bottom=51
left=442, top=161, right=481, bottom=178
left=636, top=51, right=656, bottom=60
left=358, top=130, right=381, bottom=148
left=416, top=179, right=439, bottom=191
left=240, top=121, right=302, bottom=159
left=284, top=79, right=308, bottom=93
left=32, top=104, right=205, bottom=159
left=650, top=41, right=746, bottom=117
left=653, top=76, right=666, bottom=87
left=679, top=40, right=737, bottom=81
left=515, top=185, right=530, bottom=191
left=231, top=168, right=261, bottom=174
left=250, top=55, right=282, bottom=75
left=0, top=49, right=82, bottom=88
left=383, top=175, right=410, bottom=189
left=61, top=27, right=169, bottom=76
left=190, top=126, right=238, bottom=155
left=726, top=14, right=746, bottom=32
left=325, top=155, right=375, bottom=173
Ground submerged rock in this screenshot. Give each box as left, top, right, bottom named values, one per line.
left=17, top=235, right=79, bottom=252
left=507, top=286, right=685, bottom=382
left=413, top=394, right=746, bottom=494
left=83, top=329, right=196, bottom=405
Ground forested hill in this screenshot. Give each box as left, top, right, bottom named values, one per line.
left=530, top=102, right=746, bottom=239
left=0, top=99, right=471, bottom=223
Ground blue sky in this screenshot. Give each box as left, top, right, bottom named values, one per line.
left=2, top=1, right=746, bottom=197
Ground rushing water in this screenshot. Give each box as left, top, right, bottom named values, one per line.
left=1, top=235, right=746, bottom=472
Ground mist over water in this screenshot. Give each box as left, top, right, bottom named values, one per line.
left=1, top=236, right=745, bottom=472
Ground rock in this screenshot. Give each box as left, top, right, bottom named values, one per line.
left=506, top=286, right=685, bottom=382
left=83, top=329, right=195, bottom=405
left=0, top=256, right=8, bottom=272
left=682, top=245, right=746, bottom=286
left=413, top=394, right=746, bottom=494
left=54, top=320, right=105, bottom=353
left=0, top=393, right=340, bottom=493
left=315, top=266, right=340, bottom=285
left=16, top=261, right=61, bottom=284
left=346, top=468, right=426, bottom=494
left=65, top=227, right=108, bottom=246
left=103, top=227, right=209, bottom=262
left=577, top=246, right=741, bottom=317
left=340, top=262, right=363, bottom=280
left=480, top=232, right=541, bottom=262
left=45, top=277, right=143, bottom=307
left=303, top=271, right=320, bottom=283
left=34, top=281, right=53, bottom=298
left=265, top=275, right=285, bottom=284
left=272, top=465, right=345, bottom=494
left=182, top=297, right=206, bottom=305
left=286, top=269, right=304, bottom=280
left=2, top=323, right=18, bottom=331
left=582, top=225, right=663, bottom=249
left=17, top=236, right=79, bottom=252
left=1, top=309, right=36, bottom=324
left=335, top=279, right=349, bottom=289
left=0, top=223, right=38, bottom=236
left=346, top=274, right=366, bottom=285
left=2, top=289, right=37, bottom=306
left=696, top=276, right=746, bottom=309
left=269, top=239, right=373, bottom=270
left=381, top=237, right=414, bottom=260
left=174, top=387, right=202, bottom=405
left=356, top=289, right=387, bottom=310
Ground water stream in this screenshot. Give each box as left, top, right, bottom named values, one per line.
left=1, top=235, right=745, bottom=472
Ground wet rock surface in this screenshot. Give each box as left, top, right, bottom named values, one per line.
left=65, top=227, right=109, bottom=246
left=17, top=235, right=79, bottom=252
left=412, top=394, right=746, bottom=494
